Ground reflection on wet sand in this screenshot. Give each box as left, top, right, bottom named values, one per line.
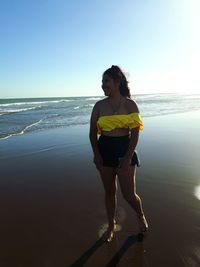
left=98, top=223, right=122, bottom=239
left=194, top=185, right=200, bottom=200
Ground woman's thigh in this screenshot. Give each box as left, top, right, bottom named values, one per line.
left=99, top=167, right=117, bottom=194
left=116, top=166, right=136, bottom=196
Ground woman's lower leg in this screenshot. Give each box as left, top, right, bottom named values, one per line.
left=126, top=193, right=144, bottom=216
left=126, top=193, right=148, bottom=232
left=102, top=193, right=117, bottom=242
left=105, top=193, right=117, bottom=228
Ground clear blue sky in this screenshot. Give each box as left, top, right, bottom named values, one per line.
left=0, top=0, right=199, bottom=98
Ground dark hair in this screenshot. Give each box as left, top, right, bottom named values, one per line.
left=103, top=65, right=131, bottom=98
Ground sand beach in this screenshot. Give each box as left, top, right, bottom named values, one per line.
left=0, top=110, right=200, bottom=266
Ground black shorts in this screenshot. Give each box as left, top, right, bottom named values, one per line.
left=98, top=135, right=140, bottom=168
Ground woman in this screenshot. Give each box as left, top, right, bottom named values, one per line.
left=89, top=65, right=148, bottom=242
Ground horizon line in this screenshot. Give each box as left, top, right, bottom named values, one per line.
left=0, top=92, right=194, bottom=100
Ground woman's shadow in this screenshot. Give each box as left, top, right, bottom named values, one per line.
left=69, top=233, right=145, bottom=267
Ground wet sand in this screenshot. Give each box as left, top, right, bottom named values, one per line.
left=0, top=111, right=200, bottom=266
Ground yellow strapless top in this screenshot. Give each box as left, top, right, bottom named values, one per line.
left=97, top=112, right=143, bottom=134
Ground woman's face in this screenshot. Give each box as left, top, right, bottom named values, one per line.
left=101, top=74, right=119, bottom=96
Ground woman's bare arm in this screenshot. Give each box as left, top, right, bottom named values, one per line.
left=89, top=102, right=100, bottom=157
left=125, top=100, right=140, bottom=159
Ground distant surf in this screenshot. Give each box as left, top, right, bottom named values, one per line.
left=1, top=93, right=200, bottom=140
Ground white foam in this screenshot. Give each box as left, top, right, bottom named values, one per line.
left=0, top=106, right=39, bottom=115
left=22, top=119, right=43, bottom=133
left=85, top=97, right=102, bottom=100
left=0, top=99, right=72, bottom=107
left=0, top=119, right=43, bottom=140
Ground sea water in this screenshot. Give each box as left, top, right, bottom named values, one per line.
left=0, top=93, right=200, bottom=140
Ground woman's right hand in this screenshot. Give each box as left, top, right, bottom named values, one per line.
left=93, top=154, right=103, bottom=170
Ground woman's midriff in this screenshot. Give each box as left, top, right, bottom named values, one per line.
left=101, top=128, right=130, bottom=137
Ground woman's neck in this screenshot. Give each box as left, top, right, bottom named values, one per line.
left=108, top=94, right=122, bottom=104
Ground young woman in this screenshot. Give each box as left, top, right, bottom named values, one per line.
left=89, top=65, right=148, bottom=242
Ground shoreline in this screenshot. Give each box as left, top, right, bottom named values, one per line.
left=1, top=109, right=200, bottom=142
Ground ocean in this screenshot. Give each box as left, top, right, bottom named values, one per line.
left=1, top=93, right=200, bottom=140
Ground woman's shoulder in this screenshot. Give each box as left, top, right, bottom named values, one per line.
left=94, top=98, right=108, bottom=108
left=92, top=98, right=108, bottom=115
left=124, top=97, right=139, bottom=113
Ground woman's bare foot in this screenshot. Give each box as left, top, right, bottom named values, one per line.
left=102, top=220, right=117, bottom=243
left=137, top=213, right=148, bottom=233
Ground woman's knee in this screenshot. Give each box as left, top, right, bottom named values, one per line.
left=105, top=183, right=117, bottom=197
left=100, top=171, right=117, bottom=197
left=122, top=192, right=138, bottom=203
